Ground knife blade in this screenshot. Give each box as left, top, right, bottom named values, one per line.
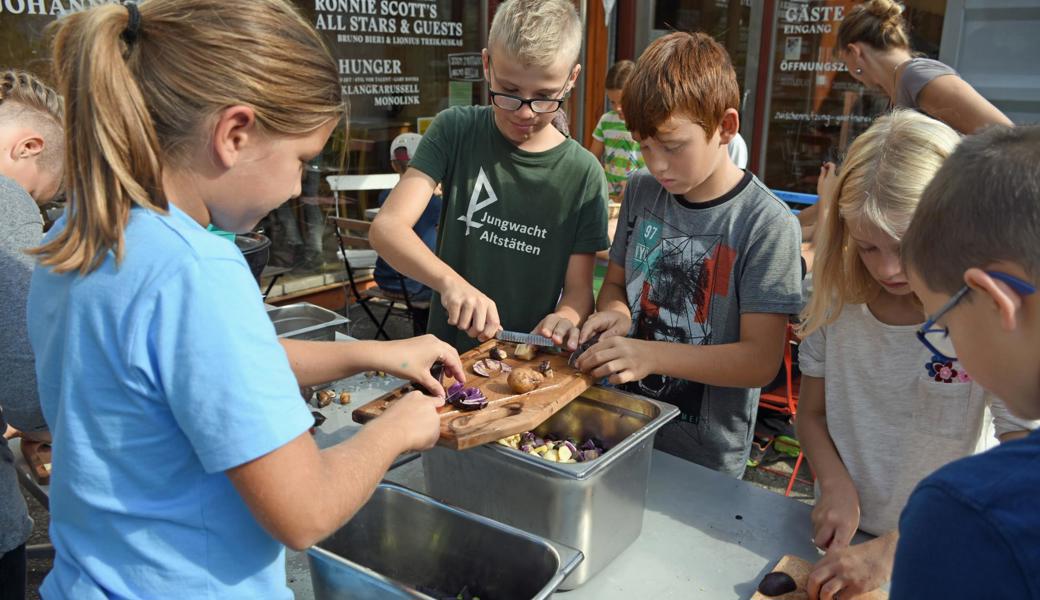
left=494, top=330, right=556, bottom=347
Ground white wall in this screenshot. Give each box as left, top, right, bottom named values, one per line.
left=940, top=0, right=1040, bottom=125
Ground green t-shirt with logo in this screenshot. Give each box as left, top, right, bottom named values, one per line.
left=409, top=106, right=610, bottom=350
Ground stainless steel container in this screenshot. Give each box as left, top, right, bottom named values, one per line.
left=307, top=483, right=582, bottom=600
left=423, top=386, right=679, bottom=589
left=266, top=303, right=348, bottom=341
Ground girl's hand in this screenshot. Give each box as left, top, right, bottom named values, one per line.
left=811, top=480, right=861, bottom=551
left=534, top=314, right=579, bottom=351
left=375, top=390, right=445, bottom=452
left=807, top=534, right=897, bottom=600
left=574, top=336, right=655, bottom=384
left=373, top=335, right=465, bottom=397
left=817, top=162, right=839, bottom=203
left=578, top=310, right=631, bottom=344
left=440, top=279, right=501, bottom=341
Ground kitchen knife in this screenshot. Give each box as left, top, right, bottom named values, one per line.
left=494, top=330, right=601, bottom=368
left=494, top=330, right=557, bottom=347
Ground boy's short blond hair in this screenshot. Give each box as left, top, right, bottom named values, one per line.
left=488, top=0, right=582, bottom=68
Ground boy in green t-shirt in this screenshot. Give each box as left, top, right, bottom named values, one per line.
left=370, top=0, right=609, bottom=351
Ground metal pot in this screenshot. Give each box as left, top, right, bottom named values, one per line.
left=266, top=303, right=348, bottom=341
left=423, top=386, right=679, bottom=589
left=308, top=483, right=582, bottom=600
left=234, top=232, right=271, bottom=284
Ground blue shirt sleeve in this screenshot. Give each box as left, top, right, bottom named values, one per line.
left=891, top=483, right=1031, bottom=599
left=142, top=255, right=312, bottom=473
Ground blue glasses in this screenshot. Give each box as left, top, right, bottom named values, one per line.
left=917, top=271, right=1036, bottom=361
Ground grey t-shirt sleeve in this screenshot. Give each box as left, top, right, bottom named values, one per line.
left=799, top=325, right=826, bottom=378
left=738, top=202, right=803, bottom=315
left=896, top=58, right=959, bottom=109
left=0, top=176, right=46, bottom=434
left=988, top=395, right=1038, bottom=438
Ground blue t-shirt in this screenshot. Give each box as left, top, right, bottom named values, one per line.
left=27, top=205, right=312, bottom=599
left=372, top=188, right=441, bottom=298
left=891, top=429, right=1040, bottom=598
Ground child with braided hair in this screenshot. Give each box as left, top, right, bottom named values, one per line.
left=0, top=67, right=64, bottom=598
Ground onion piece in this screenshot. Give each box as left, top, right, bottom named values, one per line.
left=447, top=384, right=488, bottom=411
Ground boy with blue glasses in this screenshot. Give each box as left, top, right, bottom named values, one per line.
left=894, top=124, right=1040, bottom=597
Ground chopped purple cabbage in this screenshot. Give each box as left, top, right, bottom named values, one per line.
left=447, top=384, right=488, bottom=411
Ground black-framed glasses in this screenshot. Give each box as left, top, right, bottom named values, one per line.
left=487, top=56, right=570, bottom=114
left=489, top=90, right=567, bottom=113
left=917, top=271, right=1036, bottom=361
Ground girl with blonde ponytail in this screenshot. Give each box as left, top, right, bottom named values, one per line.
left=838, top=0, right=1011, bottom=133
left=795, top=110, right=1034, bottom=599
left=26, top=2, right=464, bottom=598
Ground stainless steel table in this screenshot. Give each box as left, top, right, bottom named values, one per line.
left=300, top=332, right=413, bottom=463
left=285, top=368, right=415, bottom=597
left=304, top=370, right=417, bottom=467
left=370, top=451, right=874, bottom=599
left=18, top=331, right=853, bottom=599
left=559, top=451, right=844, bottom=598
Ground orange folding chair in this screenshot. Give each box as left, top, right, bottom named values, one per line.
left=757, top=323, right=814, bottom=496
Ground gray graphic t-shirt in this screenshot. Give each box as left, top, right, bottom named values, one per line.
left=610, top=170, right=803, bottom=476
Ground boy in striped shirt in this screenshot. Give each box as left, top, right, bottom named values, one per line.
left=591, top=60, right=643, bottom=201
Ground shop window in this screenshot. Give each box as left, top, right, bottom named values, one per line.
left=0, top=2, right=489, bottom=300
left=653, top=0, right=754, bottom=90
left=759, top=0, right=946, bottom=195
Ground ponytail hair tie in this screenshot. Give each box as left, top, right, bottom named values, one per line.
left=122, top=3, right=142, bottom=47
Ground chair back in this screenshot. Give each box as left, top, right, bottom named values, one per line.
left=759, top=323, right=799, bottom=417
left=326, top=173, right=401, bottom=195
left=328, top=217, right=374, bottom=250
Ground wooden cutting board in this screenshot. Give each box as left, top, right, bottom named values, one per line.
left=751, top=555, right=888, bottom=600
left=352, top=339, right=595, bottom=450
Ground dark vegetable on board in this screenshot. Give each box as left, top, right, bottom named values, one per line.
left=472, top=358, right=511, bottom=377
left=446, top=382, right=489, bottom=411
left=489, top=347, right=508, bottom=361
left=757, top=571, right=797, bottom=596
left=513, top=343, right=538, bottom=360
left=507, top=367, right=544, bottom=394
